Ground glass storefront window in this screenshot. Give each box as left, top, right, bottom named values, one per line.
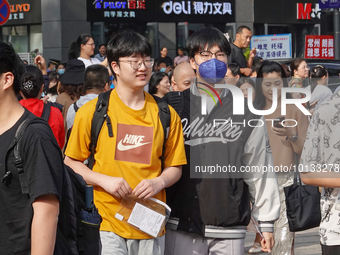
left=146, top=23, right=158, bottom=59
left=224, top=23, right=235, bottom=43
left=176, top=23, right=205, bottom=52
left=177, top=22, right=188, bottom=49
left=2, top=26, right=28, bottom=52
left=1, top=25, right=42, bottom=54
left=30, top=25, right=42, bottom=54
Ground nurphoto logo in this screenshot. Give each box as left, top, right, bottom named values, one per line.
left=200, top=84, right=311, bottom=116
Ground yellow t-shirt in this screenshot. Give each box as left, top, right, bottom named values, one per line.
left=65, top=90, right=187, bottom=239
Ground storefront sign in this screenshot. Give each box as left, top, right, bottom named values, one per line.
left=297, top=3, right=321, bottom=19
left=319, top=0, right=340, bottom=9
left=254, top=0, right=320, bottom=24
left=305, top=35, right=334, bottom=59
left=3, top=0, right=41, bottom=25
left=162, top=1, right=232, bottom=15
left=250, top=34, right=292, bottom=59
left=87, top=0, right=235, bottom=23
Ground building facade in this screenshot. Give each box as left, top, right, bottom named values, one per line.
left=0, top=0, right=336, bottom=62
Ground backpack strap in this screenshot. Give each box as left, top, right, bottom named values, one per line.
left=73, top=102, right=79, bottom=112
left=88, top=90, right=113, bottom=170
left=153, top=97, right=171, bottom=170
left=2, top=115, right=46, bottom=194
left=41, top=103, right=51, bottom=122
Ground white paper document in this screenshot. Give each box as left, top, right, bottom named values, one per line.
left=127, top=202, right=166, bottom=237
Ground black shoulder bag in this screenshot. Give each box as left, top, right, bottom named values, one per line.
left=284, top=171, right=321, bottom=232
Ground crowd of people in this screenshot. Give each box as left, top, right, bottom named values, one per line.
left=1, top=24, right=340, bottom=255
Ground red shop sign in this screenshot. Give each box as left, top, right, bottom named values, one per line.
left=305, top=35, right=334, bottom=59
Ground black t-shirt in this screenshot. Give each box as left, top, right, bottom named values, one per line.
left=229, top=43, right=248, bottom=68
left=155, top=56, right=173, bottom=67
left=0, top=109, right=64, bottom=254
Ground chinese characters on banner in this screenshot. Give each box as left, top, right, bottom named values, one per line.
left=88, top=0, right=235, bottom=22
left=305, top=35, right=334, bottom=59
left=101, top=0, right=146, bottom=19
left=250, top=34, right=292, bottom=60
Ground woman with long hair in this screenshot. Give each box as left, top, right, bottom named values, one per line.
left=148, top=71, right=170, bottom=101
left=69, top=34, right=102, bottom=68
left=249, top=61, right=309, bottom=255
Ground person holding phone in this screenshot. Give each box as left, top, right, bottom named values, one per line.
left=249, top=61, right=309, bottom=255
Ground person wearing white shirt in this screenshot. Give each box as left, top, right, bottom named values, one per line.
left=307, top=65, right=332, bottom=110
left=69, top=34, right=103, bottom=68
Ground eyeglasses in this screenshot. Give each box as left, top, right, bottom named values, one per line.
left=198, top=51, right=227, bottom=61
left=119, top=58, right=154, bottom=70
left=86, top=43, right=95, bottom=47
left=299, top=65, right=310, bottom=70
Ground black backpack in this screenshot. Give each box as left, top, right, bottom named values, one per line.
left=4, top=115, right=102, bottom=255
left=87, top=90, right=171, bottom=169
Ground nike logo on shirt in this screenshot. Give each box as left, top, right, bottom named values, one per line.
left=117, top=134, right=151, bottom=151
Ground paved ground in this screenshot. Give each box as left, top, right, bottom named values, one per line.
left=244, top=227, right=321, bottom=254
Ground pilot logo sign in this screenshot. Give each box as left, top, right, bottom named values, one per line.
left=0, top=0, right=10, bottom=26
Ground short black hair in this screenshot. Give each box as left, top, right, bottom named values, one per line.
left=148, top=71, right=168, bottom=95
left=106, top=31, right=152, bottom=76
left=0, top=42, right=25, bottom=95
left=56, top=63, right=65, bottom=69
left=83, top=64, right=110, bottom=94
left=186, top=27, right=231, bottom=58
left=98, top=43, right=106, bottom=49
left=236, top=26, right=251, bottom=34
left=21, top=65, right=44, bottom=99
left=157, top=59, right=168, bottom=66
left=228, top=63, right=241, bottom=77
